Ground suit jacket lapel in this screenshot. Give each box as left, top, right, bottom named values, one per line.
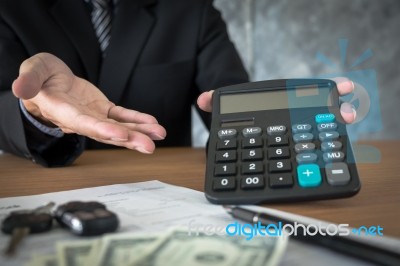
left=49, top=0, right=101, bottom=83
left=98, top=0, right=157, bottom=103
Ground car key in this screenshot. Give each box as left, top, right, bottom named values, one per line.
left=2, top=202, right=54, bottom=256
left=55, top=201, right=119, bottom=236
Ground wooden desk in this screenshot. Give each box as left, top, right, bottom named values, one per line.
left=0, top=141, right=399, bottom=237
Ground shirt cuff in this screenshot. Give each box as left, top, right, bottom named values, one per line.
left=19, top=99, right=64, bottom=138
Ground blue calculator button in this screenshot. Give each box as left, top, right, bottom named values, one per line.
left=297, top=164, right=322, bottom=187
left=315, top=113, right=335, bottom=123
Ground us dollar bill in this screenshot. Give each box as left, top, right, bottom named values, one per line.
left=133, top=228, right=288, bottom=266
left=28, top=254, right=58, bottom=266
left=56, top=239, right=97, bottom=266
left=34, top=228, right=287, bottom=266
left=87, top=232, right=167, bottom=266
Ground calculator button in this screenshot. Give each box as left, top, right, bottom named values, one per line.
left=242, top=127, right=262, bottom=137
left=294, top=143, right=316, bottom=153
left=296, top=153, right=318, bottom=164
left=218, top=129, right=237, bottom=139
left=242, top=137, right=263, bottom=148
left=269, top=173, right=293, bottom=188
left=319, top=131, right=339, bottom=141
left=268, top=147, right=290, bottom=159
left=325, top=163, right=351, bottom=186
left=217, top=139, right=237, bottom=150
left=292, top=124, right=312, bottom=133
left=317, top=123, right=338, bottom=132
left=321, top=141, right=342, bottom=152
left=213, top=177, right=236, bottom=191
left=267, top=135, right=289, bottom=147
left=214, top=164, right=236, bottom=176
left=267, top=125, right=287, bottom=136
left=315, top=113, right=335, bottom=123
left=323, top=151, right=345, bottom=163
left=242, top=149, right=263, bottom=161
left=293, top=133, right=313, bottom=143
left=297, top=164, right=322, bottom=187
left=241, top=176, right=265, bottom=190
left=269, top=160, right=292, bottom=172
left=215, top=151, right=237, bottom=163
left=242, top=162, right=264, bottom=174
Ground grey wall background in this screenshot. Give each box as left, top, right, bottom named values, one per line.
left=192, top=0, right=400, bottom=146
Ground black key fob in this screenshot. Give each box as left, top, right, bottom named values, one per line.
left=55, top=201, right=119, bottom=236
left=2, top=212, right=53, bottom=234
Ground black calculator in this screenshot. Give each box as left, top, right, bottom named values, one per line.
left=204, top=79, right=361, bottom=204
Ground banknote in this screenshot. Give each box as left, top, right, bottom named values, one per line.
left=28, top=254, right=58, bottom=266
left=86, top=232, right=165, bottom=266
left=30, top=228, right=287, bottom=266
left=56, top=239, right=97, bottom=266
left=133, top=228, right=288, bottom=266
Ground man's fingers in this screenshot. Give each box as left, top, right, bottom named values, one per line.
left=197, top=90, right=214, bottom=112
left=108, top=105, right=158, bottom=124
left=340, top=102, right=356, bottom=124
left=93, top=131, right=157, bottom=154
left=332, top=77, right=354, bottom=96
left=116, top=123, right=166, bottom=140
left=70, top=113, right=164, bottom=153
left=107, top=106, right=167, bottom=140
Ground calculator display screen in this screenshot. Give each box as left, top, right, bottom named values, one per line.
left=220, top=86, right=333, bottom=114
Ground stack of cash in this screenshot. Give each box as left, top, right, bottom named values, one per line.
left=28, top=228, right=287, bottom=266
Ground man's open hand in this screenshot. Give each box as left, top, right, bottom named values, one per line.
left=12, top=53, right=166, bottom=154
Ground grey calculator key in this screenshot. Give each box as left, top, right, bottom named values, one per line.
left=323, top=151, right=345, bottom=162
left=317, top=123, right=337, bottom=132
left=292, top=124, right=312, bottom=133
left=293, top=133, right=313, bottom=143
left=296, top=153, right=318, bottom=164
left=325, top=163, right=351, bottom=185
left=218, top=129, right=237, bottom=139
left=321, top=141, right=342, bottom=152
left=294, top=143, right=315, bottom=153
left=242, top=127, right=262, bottom=137
left=319, top=131, right=339, bottom=141
left=267, top=125, right=286, bottom=135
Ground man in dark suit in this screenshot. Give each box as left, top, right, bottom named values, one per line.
left=0, top=0, right=356, bottom=167
left=0, top=0, right=249, bottom=167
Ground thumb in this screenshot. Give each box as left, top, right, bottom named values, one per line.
left=11, top=53, right=68, bottom=99
left=12, top=71, right=42, bottom=99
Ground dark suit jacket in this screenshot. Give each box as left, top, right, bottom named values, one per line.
left=0, top=0, right=248, bottom=166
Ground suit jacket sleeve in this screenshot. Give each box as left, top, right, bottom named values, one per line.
left=0, top=16, right=84, bottom=167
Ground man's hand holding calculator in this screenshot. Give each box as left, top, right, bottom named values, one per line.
left=202, top=78, right=361, bottom=203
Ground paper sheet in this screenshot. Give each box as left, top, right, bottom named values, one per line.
left=0, top=180, right=398, bottom=266
left=0, top=181, right=236, bottom=266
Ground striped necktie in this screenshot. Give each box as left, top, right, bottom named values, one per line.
left=90, top=0, right=112, bottom=55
